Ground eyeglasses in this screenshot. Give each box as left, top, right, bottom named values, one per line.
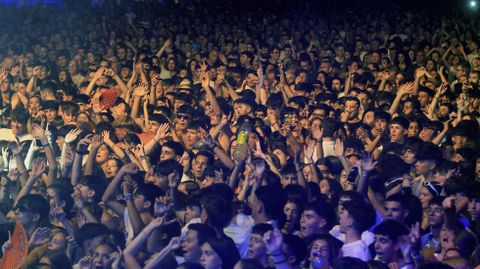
left=422, top=181, right=440, bottom=196
left=176, top=113, right=191, bottom=120
left=427, top=207, right=444, bottom=215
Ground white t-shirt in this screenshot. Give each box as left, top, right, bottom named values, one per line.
left=341, top=239, right=371, bottom=262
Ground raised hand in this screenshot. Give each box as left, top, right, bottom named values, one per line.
left=78, top=255, right=92, bottom=269
left=121, top=180, right=135, bottom=196
left=397, top=82, right=414, bottom=96
left=415, top=67, right=426, bottom=79
left=76, top=134, right=94, bottom=153
left=10, top=142, right=24, bottom=156
left=120, top=162, right=140, bottom=175
left=263, top=228, right=284, bottom=256
left=32, top=124, right=46, bottom=139
left=154, top=196, right=173, bottom=217
left=252, top=139, right=266, bottom=159
left=101, top=130, right=113, bottom=144
left=200, top=72, right=210, bottom=89
left=360, top=153, right=377, bottom=173
left=334, top=138, right=344, bottom=156
left=103, top=68, right=116, bottom=77
left=94, top=67, right=106, bottom=79
left=198, top=128, right=214, bottom=147
left=167, top=236, right=181, bottom=250
left=1, top=231, right=12, bottom=254
left=154, top=123, right=170, bottom=141
left=90, top=135, right=104, bottom=150
left=30, top=157, right=47, bottom=178
left=133, top=82, right=149, bottom=97
left=29, top=227, right=50, bottom=248
left=304, top=140, right=316, bottom=163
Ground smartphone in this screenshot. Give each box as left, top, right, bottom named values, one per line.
left=347, top=167, right=359, bottom=183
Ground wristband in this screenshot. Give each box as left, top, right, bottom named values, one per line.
left=124, top=194, right=133, bottom=201
left=76, top=150, right=88, bottom=155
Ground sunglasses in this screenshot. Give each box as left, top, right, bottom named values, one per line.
left=422, top=181, right=440, bottom=196
left=176, top=113, right=191, bottom=120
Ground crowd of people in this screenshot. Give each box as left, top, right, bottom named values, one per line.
left=0, top=0, right=480, bottom=269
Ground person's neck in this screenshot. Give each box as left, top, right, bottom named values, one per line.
left=24, top=223, right=37, bottom=238
left=431, top=225, right=442, bottom=240
left=345, top=228, right=360, bottom=244
left=259, top=254, right=269, bottom=267
left=344, top=228, right=361, bottom=244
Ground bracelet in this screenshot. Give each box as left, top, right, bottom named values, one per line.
left=76, top=150, right=88, bottom=155
left=124, top=194, right=133, bottom=201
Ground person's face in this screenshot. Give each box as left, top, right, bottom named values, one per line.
left=200, top=243, right=222, bottom=269
left=389, top=124, right=405, bottom=142
left=319, top=179, right=331, bottom=196
left=427, top=204, right=444, bottom=227
left=417, top=92, right=430, bottom=107
left=402, top=101, right=414, bottom=116
left=247, top=233, right=268, bottom=260
left=185, top=205, right=201, bottom=222
left=92, top=244, right=114, bottom=269
left=235, top=103, right=251, bottom=116
left=186, top=129, right=200, bottom=147
left=110, top=103, right=127, bottom=120
left=284, top=202, right=300, bottom=225
left=419, top=128, right=435, bottom=142
left=374, top=234, right=397, bottom=263
left=468, top=198, right=480, bottom=220
left=160, top=146, right=176, bottom=161
left=175, top=113, right=191, bottom=130
left=246, top=73, right=259, bottom=87
left=363, top=111, right=375, bottom=126
left=407, top=121, right=420, bottom=137
left=182, top=230, right=202, bottom=262
left=384, top=201, right=407, bottom=223
left=44, top=108, right=58, bottom=122
left=402, top=149, right=417, bottom=165
left=96, top=144, right=110, bottom=164
left=104, top=159, right=120, bottom=178
left=300, top=210, right=323, bottom=238
left=180, top=152, right=191, bottom=172
left=192, top=155, right=208, bottom=179
left=345, top=100, right=359, bottom=117
left=309, top=239, right=331, bottom=263
left=374, top=119, right=388, bottom=133
left=15, top=204, right=37, bottom=226
left=272, top=149, right=287, bottom=168
left=11, top=120, right=27, bottom=136
left=419, top=187, right=434, bottom=209
left=415, top=160, right=434, bottom=177
left=47, top=232, right=67, bottom=251
left=440, top=226, right=455, bottom=251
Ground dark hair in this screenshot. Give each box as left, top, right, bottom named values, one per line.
left=163, top=141, right=185, bottom=157
left=187, top=223, right=216, bottom=245
left=153, top=159, right=184, bottom=178
left=79, top=175, right=107, bottom=203
left=42, top=250, right=72, bottom=269
left=200, top=194, right=232, bottom=230
left=75, top=223, right=110, bottom=247
left=373, top=220, right=409, bottom=242
left=16, top=194, right=50, bottom=224
left=203, top=237, right=240, bottom=269
left=333, top=257, right=368, bottom=269
left=254, top=184, right=287, bottom=222
left=177, top=262, right=206, bottom=269
left=135, top=183, right=164, bottom=212
left=282, top=234, right=308, bottom=266
left=234, top=259, right=264, bottom=269
left=342, top=200, right=376, bottom=233
left=251, top=223, right=274, bottom=236
left=303, top=201, right=337, bottom=231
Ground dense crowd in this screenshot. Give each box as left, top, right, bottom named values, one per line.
left=0, top=1, right=480, bottom=269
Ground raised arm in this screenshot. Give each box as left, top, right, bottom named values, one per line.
left=32, top=124, right=57, bottom=186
